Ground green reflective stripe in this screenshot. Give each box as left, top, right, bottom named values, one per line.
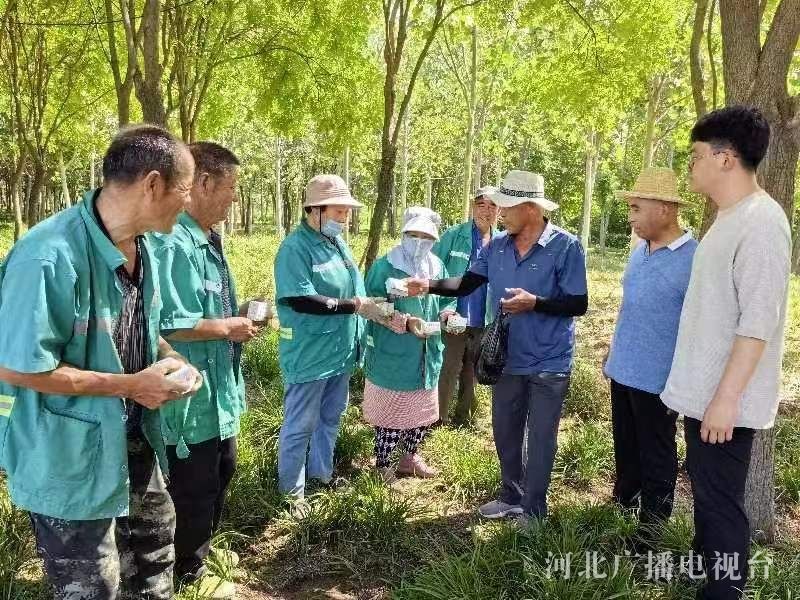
left=366, top=335, right=374, bottom=347
left=450, top=250, right=471, bottom=260
left=279, top=327, right=293, bottom=340
left=0, top=394, right=15, bottom=417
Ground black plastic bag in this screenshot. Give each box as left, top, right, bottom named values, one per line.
left=475, top=308, right=509, bottom=385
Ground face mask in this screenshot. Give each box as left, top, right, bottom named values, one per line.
left=401, top=235, right=434, bottom=266
left=320, top=215, right=345, bottom=238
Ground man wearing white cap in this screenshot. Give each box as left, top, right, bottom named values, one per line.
left=406, top=170, right=588, bottom=521
left=433, top=187, right=500, bottom=427
left=274, top=174, right=382, bottom=506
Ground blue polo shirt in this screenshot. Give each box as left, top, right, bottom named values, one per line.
left=470, top=221, right=587, bottom=374
left=604, top=232, right=698, bottom=394
left=457, top=222, right=490, bottom=327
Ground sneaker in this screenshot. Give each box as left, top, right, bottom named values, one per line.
left=397, top=453, right=438, bottom=478
left=477, top=499, right=524, bottom=519
left=196, top=574, right=236, bottom=599
left=376, top=466, right=397, bottom=484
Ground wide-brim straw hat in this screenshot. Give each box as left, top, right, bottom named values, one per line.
left=489, top=170, right=559, bottom=211
left=618, top=167, right=685, bottom=204
left=401, top=206, right=441, bottom=240
left=304, top=174, right=363, bottom=208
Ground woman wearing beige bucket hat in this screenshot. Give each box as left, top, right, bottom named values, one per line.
left=273, top=174, right=385, bottom=508
left=604, top=166, right=697, bottom=548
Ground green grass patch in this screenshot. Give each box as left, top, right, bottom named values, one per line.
left=565, top=359, right=611, bottom=421
left=424, top=427, right=501, bottom=503
left=555, top=419, right=614, bottom=488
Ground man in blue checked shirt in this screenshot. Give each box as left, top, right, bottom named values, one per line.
left=406, top=170, right=588, bottom=523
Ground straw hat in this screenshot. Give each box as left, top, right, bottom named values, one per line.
left=618, top=167, right=685, bottom=204
left=402, top=206, right=442, bottom=240
left=489, top=170, right=559, bottom=211
left=304, top=174, right=363, bottom=208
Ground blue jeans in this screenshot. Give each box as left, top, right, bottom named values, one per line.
left=278, top=373, right=350, bottom=498
left=492, top=371, right=570, bottom=517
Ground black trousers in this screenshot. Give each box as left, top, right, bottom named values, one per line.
left=684, top=417, right=754, bottom=600
left=610, top=379, right=678, bottom=527
left=166, top=436, right=237, bottom=581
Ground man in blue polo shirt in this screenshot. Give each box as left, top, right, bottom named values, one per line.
left=406, top=170, right=588, bottom=521
left=603, top=168, right=697, bottom=542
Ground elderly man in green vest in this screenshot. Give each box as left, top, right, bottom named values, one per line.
left=0, top=125, right=201, bottom=599
left=150, top=142, right=261, bottom=597
left=433, top=187, right=499, bottom=426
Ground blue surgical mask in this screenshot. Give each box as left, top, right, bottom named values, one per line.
left=321, top=216, right=345, bottom=238
left=401, top=235, right=434, bottom=266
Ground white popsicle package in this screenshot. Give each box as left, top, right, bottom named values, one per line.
left=445, top=314, right=467, bottom=333
left=247, top=300, right=271, bottom=322
left=422, top=321, right=441, bottom=336
left=385, top=278, right=408, bottom=297
left=377, top=301, right=395, bottom=317
left=166, top=364, right=196, bottom=393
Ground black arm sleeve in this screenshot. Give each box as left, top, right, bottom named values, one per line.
left=428, top=271, right=488, bottom=297
left=284, top=295, right=357, bottom=315
left=532, top=294, right=588, bottom=317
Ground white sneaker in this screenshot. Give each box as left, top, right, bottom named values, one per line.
left=477, top=499, right=524, bottom=519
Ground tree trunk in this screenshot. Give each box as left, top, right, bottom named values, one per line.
left=599, top=207, right=610, bottom=254
left=579, top=129, right=598, bottom=249
left=27, top=163, right=46, bottom=227
left=425, top=171, right=432, bottom=208
left=461, top=24, right=478, bottom=221
left=90, top=149, right=96, bottom=189
left=363, top=141, right=396, bottom=268
left=134, top=0, right=167, bottom=126
left=496, top=151, right=502, bottom=185
left=58, top=150, right=71, bottom=209
left=274, top=138, right=284, bottom=240
left=399, top=115, right=410, bottom=220
left=791, top=231, right=800, bottom=274
left=690, top=0, right=710, bottom=118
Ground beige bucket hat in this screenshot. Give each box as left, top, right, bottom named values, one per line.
left=618, top=167, right=685, bottom=204
left=304, top=174, right=363, bottom=208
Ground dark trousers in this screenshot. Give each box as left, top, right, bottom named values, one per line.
left=685, top=417, right=754, bottom=600
left=438, top=326, right=483, bottom=425
left=610, top=379, right=678, bottom=526
left=30, top=434, right=176, bottom=600
left=166, top=436, right=237, bottom=581
left=492, top=371, right=570, bottom=517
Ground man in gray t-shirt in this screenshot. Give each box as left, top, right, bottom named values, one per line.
left=662, top=106, right=791, bottom=600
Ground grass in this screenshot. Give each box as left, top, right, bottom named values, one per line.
left=0, top=230, right=798, bottom=599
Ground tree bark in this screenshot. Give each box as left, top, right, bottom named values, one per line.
left=58, top=150, right=71, bottom=209
left=134, top=0, right=167, bottom=126
left=690, top=0, right=710, bottom=118
left=579, top=129, right=598, bottom=249
left=274, top=137, right=284, bottom=240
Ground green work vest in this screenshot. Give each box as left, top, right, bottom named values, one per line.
left=149, top=212, right=245, bottom=458
left=363, top=256, right=455, bottom=391
left=274, top=221, right=366, bottom=385
left=0, top=190, right=166, bottom=521
left=433, top=220, right=498, bottom=326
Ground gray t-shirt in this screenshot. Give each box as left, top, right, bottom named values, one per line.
left=660, top=191, right=791, bottom=429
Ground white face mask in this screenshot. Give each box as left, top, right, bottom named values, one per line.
left=401, top=235, right=434, bottom=267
